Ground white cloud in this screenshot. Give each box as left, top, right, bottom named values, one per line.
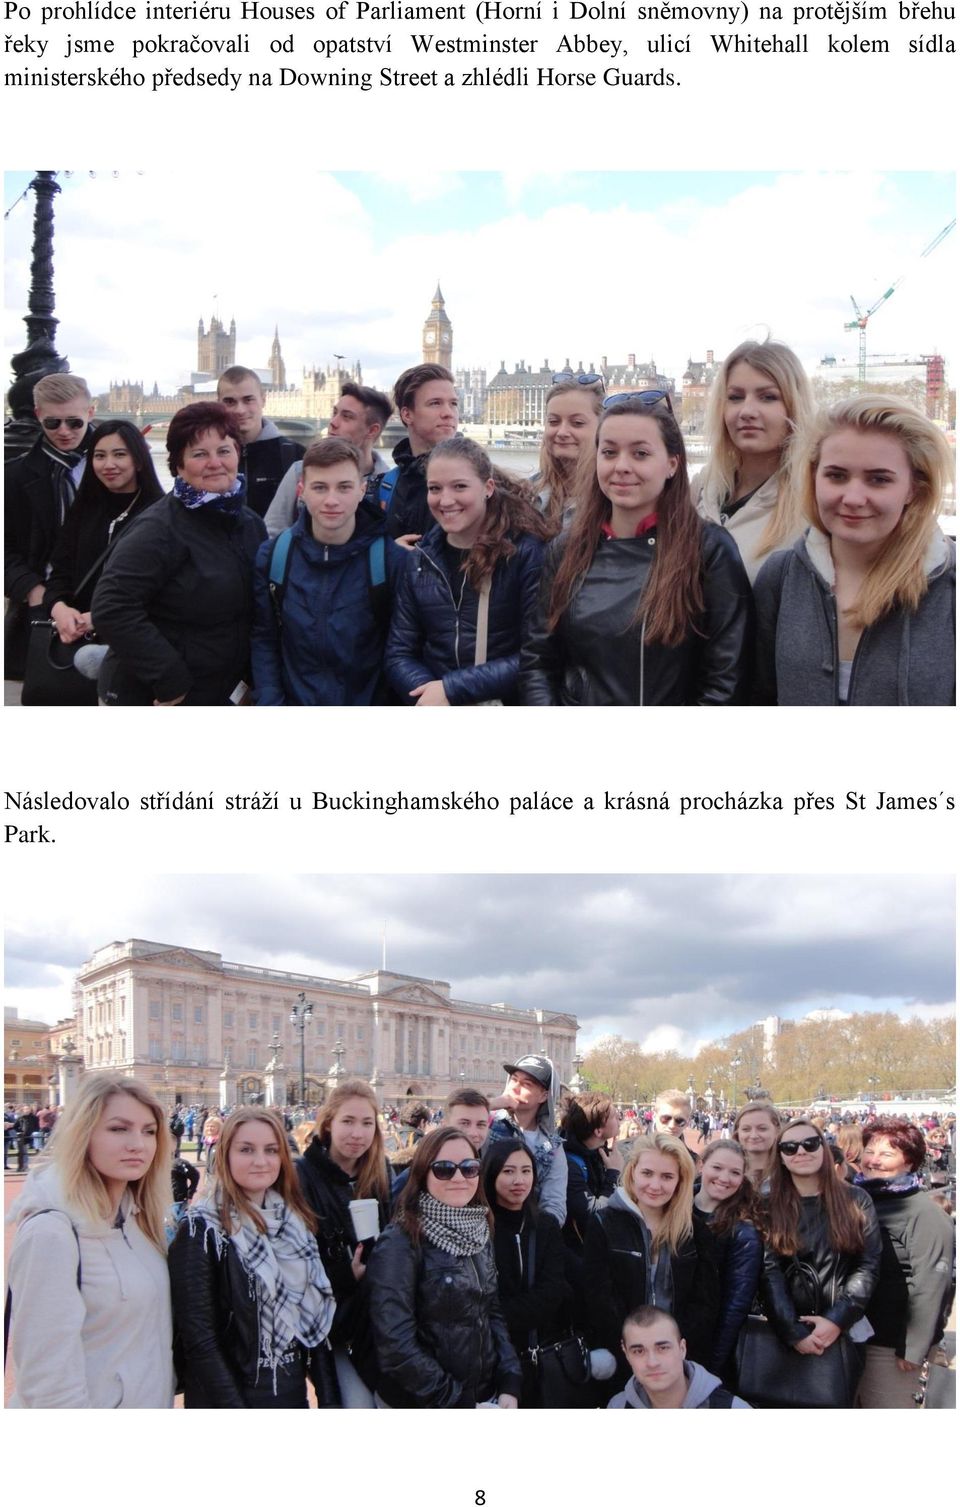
left=5, top=171, right=953, bottom=395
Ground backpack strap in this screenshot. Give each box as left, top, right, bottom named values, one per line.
left=378, top=466, right=400, bottom=513
left=706, top=1387, right=736, bottom=1408
left=5, top=1209, right=82, bottom=1367
left=267, top=526, right=298, bottom=629
left=366, top=533, right=391, bottom=629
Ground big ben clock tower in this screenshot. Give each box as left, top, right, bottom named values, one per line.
left=422, top=283, right=453, bottom=369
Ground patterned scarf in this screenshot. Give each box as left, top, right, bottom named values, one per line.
left=855, top=1171, right=925, bottom=1197
left=187, top=1189, right=335, bottom=1383
left=174, top=474, right=245, bottom=516
left=418, top=1191, right=490, bottom=1255
left=41, top=440, right=85, bottom=526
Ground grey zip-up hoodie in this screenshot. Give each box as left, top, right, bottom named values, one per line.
left=608, top=1359, right=752, bottom=1409
left=754, top=525, right=955, bottom=705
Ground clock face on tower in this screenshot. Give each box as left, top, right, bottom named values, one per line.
left=441, top=332, right=451, bottom=348
left=424, top=330, right=435, bottom=345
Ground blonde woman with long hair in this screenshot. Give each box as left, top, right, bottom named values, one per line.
left=296, top=1078, right=394, bottom=1406
left=755, top=394, right=955, bottom=704
left=694, top=339, right=814, bottom=584
left=169, top=1106, right=337, bottom=1408
left=582, top=1132, right=719, bottom=1395
left=6, top=1072, right=175, bottom=1408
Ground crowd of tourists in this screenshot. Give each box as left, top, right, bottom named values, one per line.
left=6, top=338, right=955, bottom=705
left=5, top=1061, right=954, bottom=1409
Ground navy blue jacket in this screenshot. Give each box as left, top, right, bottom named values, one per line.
left=385, top=525, right=545, bottom=705
left=250, top=502, right=403, bottom=706
left=693, top=1207, right=763, bottom=1373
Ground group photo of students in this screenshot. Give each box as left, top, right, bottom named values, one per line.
left=5, top=335, right=955, bottom=707
left=5, top=1059, right=954, bottom=1409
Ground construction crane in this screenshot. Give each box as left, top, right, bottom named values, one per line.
left=845, top=218, right=955, bottom=385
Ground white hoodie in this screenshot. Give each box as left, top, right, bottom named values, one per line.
left=6, top=1163, right=175, bottom=1408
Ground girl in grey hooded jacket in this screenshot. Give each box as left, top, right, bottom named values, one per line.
left=754, top=394, right=955, bottom=706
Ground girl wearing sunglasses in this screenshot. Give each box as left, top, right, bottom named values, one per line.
left=692, top=1140, right=763, bottom=1381
left=583, top=1132, right=718, bottom=1396
left=753, top=1119, right=881, bottom=1406
left=533, top=377, right=605, bottom=528
left=694, top=339, right=813, bottom=584
left=521, top=397, right=753, bottom=704
left=366, top=1126, right=522, bottom=1408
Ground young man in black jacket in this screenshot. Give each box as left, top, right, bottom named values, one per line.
left=382, top=363, right=459, bottom=544
left=217, top=365, right=305, bottom=518
left=4, top=373, right=95, bottom=677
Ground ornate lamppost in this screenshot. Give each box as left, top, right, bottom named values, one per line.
left=730, top=1054, right=742, bottom=1113
left=289, top=992, right=313, bottom=1105
left=569, top=1054, right=587, bottom=1094
left=6, top=172, right=70, bottom=457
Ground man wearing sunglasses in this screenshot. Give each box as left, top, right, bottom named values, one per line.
left=5, top=373, right=95, bottom=678
left=488, top=1053, right=567, bottom=1227
left=653, top=1089, right=702, bottom=1164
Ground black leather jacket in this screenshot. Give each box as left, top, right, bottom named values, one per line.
left=295, top=1141, right=393, bottom=1386
left=583, top=1203, right=719, bottom=1386
left=760, top=1187, right=882, bottom=1345
left=168, top=1215, right=339, bottom=1408
left=365, top=1223, right=522, bottom=1408
left=521, top=521, right=754, bottom=704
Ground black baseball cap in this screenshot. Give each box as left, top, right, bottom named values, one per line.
left=502, top=1054, right=552, bottom=1089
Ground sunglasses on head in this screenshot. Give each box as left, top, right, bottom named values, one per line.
left=429, top=1158, right=481, bottom=1181
left=779, top=1135, right=822, bottom=1156
left=658, top=1114, right=686, bottom=1127
left=602, top=389, right=673, bottom=414
left=552, top=371, right=604, bottom=390
left=42, top=415, right=86, bottom=431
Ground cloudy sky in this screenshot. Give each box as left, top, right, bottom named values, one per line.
left=4, top=874, right=954, bottom=1054
left=4, top=170, right=955, bottom=396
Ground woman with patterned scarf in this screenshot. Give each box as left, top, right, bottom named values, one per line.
left=91, top=401, right=266, bottom=704
left=365, top=1125, right=522, bottom=1408
left=169, top=1107, right=339, bottom=1408
left=856, top=1117, right=955, bottom=1408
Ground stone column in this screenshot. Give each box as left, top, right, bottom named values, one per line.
left=264, top=1056, right=283, bottom=1108
left=57, top=1049, right=84, bottom=1106
left=219, top=1061, right=238, bottom=1112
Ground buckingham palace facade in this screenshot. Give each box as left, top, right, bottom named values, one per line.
left=73, top=939, right=579, bottom=1109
